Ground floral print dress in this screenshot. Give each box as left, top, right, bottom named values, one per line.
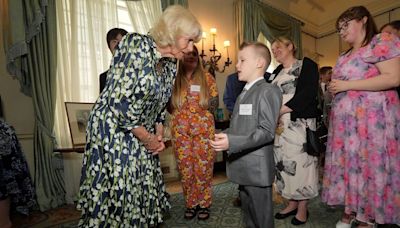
left=78, top=33, right=176, bottom=227
left=272, top=60, right=319, bottom=200
left=171, top=72, right=218, bottom=209
left=322, top=33, right=400, bottom=224
left=0, top=119, right=36, bottom=215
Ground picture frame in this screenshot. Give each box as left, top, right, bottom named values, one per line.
left=65, top=102, right=95, bottom=147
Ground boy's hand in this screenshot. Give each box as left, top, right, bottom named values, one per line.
left=210, top=133, right=229, bottom=151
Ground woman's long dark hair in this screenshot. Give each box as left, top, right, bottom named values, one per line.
left=336, top=6, right=378, bottom=47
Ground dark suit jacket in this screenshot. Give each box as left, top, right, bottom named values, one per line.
left=269, top=57, right=320, bottom=121
left=223, top=73, right=246, bottom=113
left=99, top=70, right=108, bottom=93
left=226, top=79, right=282, bottom=187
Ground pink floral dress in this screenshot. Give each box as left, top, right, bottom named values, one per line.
left=322, top=33, right=400, bottom=224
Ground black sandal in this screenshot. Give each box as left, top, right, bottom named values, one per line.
left=197, top=207, right=210, bottom=220
left=184, top=207, right=198, bottom=219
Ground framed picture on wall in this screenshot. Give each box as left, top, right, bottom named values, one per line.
left=65, top=102, right=95, bottom=147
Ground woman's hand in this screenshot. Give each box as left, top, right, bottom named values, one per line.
left=279, top=105, right=292, bottom=116
left=328, top=79, right=349, bottom=94
left=132, top=126, right=166, bottom=156
left=143, top=133, right=165, bottom=155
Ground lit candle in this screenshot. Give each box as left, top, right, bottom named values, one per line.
left=210, top=28, right=217, bottom=35
left=223, top=40, right=230, bottom=47
left=202, top=32, right=207, bottom=39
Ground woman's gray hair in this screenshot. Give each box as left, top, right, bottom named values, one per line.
left=149, top=5, right=202, bottom=47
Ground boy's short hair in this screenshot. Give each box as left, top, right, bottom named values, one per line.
left=239, top=41, right=271, bottom=69
left=106, top=28, right=128, bottom=49
left=319, top=66, right=332, bottom=75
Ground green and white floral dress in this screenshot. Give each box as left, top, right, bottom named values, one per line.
left=77, top=33, right=176, bottom=227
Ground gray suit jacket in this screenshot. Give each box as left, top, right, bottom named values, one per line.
left=226, top=79, right=282, bottom=187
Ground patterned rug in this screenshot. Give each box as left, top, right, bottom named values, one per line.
left=165, top=182, right=399, bottom=228
left=12, top=181, right=399, bottom=228
left=165, top=181, right=343, bottom=228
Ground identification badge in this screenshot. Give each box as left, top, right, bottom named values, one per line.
left=239, top=104, right=252, bottom=115
left=190, top=85, right=201, bottom=92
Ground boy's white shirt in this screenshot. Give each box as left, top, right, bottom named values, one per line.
left=239, top=76, right=264, bottom=116
left=243, top=76, right=264, bottom=91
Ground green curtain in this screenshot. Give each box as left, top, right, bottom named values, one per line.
left=234, top=0, right=303, bottom=58
left=2, top=0, right=31, bottom=96
left=161, top=0, right=188, bottom=10
left=3, top=0, right=65, bottom=211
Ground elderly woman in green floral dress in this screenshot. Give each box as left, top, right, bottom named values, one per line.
left=77, top=5, right=202, bottom=227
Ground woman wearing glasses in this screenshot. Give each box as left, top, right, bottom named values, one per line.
left=322, top=6, right=400, bottom=228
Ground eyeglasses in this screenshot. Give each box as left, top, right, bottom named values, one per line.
left=337, top=19, right=352, bottom=34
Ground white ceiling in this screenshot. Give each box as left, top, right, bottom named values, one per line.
left=262, top=0, right=400, bottom=37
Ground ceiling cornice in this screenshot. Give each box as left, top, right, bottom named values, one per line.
left=316, top=0, right=400, bottom=37
left=262, top=0, right=400, bottom=39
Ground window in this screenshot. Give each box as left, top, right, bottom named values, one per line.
left=117, top=1, right=134, bottom=32
left=257, top=33, right=279, bottom=73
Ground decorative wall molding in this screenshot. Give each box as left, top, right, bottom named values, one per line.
left=263, top=0, right=400, bottom=38
left=16, top=133, right=34, bottom=140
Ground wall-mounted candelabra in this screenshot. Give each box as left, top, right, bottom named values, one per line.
left=199, top=28, right=232, bottom=76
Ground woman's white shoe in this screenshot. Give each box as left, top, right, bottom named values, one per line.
left=336, top=220, right=352, bottom=228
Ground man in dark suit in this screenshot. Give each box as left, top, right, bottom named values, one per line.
left=211, top=42, right=282, bottom=228
left=99, top=28, right=128, bottom=93
left=223, top=72, right=246, bottom=114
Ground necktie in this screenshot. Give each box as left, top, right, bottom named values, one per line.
left=238, top=88, right=247, bottom=102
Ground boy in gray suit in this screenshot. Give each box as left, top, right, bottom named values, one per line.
left=211, top=41, right=282, bottom=228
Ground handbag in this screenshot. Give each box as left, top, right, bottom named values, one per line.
left=305, top=124, right=323, bottom=156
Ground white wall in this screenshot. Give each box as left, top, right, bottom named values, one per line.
left=188, top=0, right=236, bottom=120
left=301, top=32, right=317, bottom=62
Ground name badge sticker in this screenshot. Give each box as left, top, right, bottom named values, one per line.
left=190, top=85, right=201, bottom=92
left=269, top=74, right=276, bottom=81
left=239, top=104, right=252, bottom=115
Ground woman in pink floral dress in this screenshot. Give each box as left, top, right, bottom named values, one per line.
left=322, top=6, right=400, bottom=228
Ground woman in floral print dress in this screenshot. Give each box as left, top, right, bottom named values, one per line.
left=322, top=6, right=400, bottom=227
left=169, top=45, right=218, bottom=220
left=77, top=6, right=202, bottom=227
left=270, top=37, right=320, bottom=226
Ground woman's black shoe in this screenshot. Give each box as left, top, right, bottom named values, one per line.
left=290, top=211, right=308, bottom=225
left=274, top=208, right=298, bottom=219
left=291, top=216, right=307, bottom=225
left=197, top=207, right=210, bottom=220
left=184, top=207, right=198, bottom=219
